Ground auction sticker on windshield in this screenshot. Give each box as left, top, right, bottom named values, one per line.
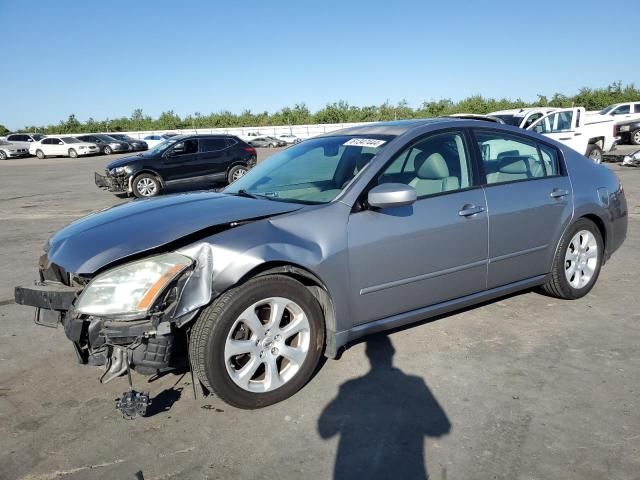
left=343, top=138, right=387, bottom=148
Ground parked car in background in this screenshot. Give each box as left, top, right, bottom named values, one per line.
left=526, top=107, right=618, bottom=163
left=489, top=108, right=556, bottom=129
left=15, top=118, right=627, bottom=411
left=29, top=136, right=99, bottom=158
left=5, top=133, right=46, bottom=150
left=108, top=134, right=148, bottom=151
left=588, top=102, right=640, bottom=122
left=249, top=136, right=286, bottom=148
left=615, top=119, right=640, bottom=145
left=142, top=134, right=173, bottom=149
left=95, top=134, right=257, bottom=198
left=76, top=134, right=129, bottom=155
left=0, top=139, right=30, bottom=159
left=276, top=133, right=301, bottom=144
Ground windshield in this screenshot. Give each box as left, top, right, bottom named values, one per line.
left=32, top=134, right=45, bottom=141
left=599, top=105, right=616, bottom=115
left=492, top=115, right=523, bottom=126
left=62, top=137, right=80, bottom=143
left=224, top=135, right=393, bottom=204
left=142, top=138, right=177, bottom=155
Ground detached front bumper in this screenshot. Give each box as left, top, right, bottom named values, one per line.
left=95, top=171, right=128, bottom=193
left=14, top=281, right=181, bottom=376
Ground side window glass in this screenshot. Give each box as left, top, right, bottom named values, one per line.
left=476, top=130, right=554, bottom=184
left=377, top=131, right=471, bottom=198
left=613, top=105, right=630, bottom=115
left=533, top=111, right=573, bottom=133
left=538, top=143, right=560, bottom=176
left=202, top=138, right=227, bottom=152
left=634, top=104, right=640, bottom=114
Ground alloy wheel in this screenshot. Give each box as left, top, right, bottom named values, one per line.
left=224, top=297, right=311, bottom=393
left=136, top=177, right=157, bottom=196
left=232, top=168, right=247, bottom=181
left=564, top=229, right=598, bottom=289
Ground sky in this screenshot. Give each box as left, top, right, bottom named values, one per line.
left=1, top=0, right=638, bottom=130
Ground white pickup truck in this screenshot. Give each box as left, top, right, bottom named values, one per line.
left=489, top=107, right=617, bottom=163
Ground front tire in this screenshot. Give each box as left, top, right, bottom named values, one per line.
left=103, top=145, right=113, bottom=155
left=586, top=144, right=603, bottom=163
left=540, top=218, right=603, bottom=299
left=68, top=149, right=78, bottom=158
left=227, top=164, right=248, bottom=184
left=132, top=173, right=161, bottom=198
left=189, top=275, right=325, bottom=409
left=36, top=149, right=45, bottom=159
left=0, top=150, right=6, bottom=160
left=631, top=129, right=640, bottom=146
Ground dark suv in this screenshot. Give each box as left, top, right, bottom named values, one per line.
left=95, top=134, right=257, bottom=198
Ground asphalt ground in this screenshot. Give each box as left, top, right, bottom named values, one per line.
left=0, top=151, right=638, bottom=479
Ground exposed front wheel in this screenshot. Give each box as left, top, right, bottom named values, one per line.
left=68, top=149, right=78, bottom=158
left=631, top=129, right=640, bottom=146
left=586, top=144, right=602, bottom=163
left=189, top=275, right=325, bottom=409
left=36, top=149, right=45, bottom=159
left=540, top=218, right=603, bottom=299
left=132, top=173, right=161, bottom=198
left=227, top=164, right=248, bottom=184
left=103, top=145, right=113, bottom=155
left=0, top=150, right=7, bottom=160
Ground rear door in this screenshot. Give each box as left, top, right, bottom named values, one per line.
left=472, top=128, right=573, bottom=289
left=199, top=137, right=230, bottom=179
left=527, top=108, right=588, bottom=155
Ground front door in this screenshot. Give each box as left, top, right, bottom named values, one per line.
left=347, top=129, right=488, bottom=326
left=527, top=107, right=588, bottom=155
left=472, top=128, right=573, bottom=289
left=160, top=138, right=200, bottom=180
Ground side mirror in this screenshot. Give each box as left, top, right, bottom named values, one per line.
left=58, top=141, right=64, bottom=145
left=368, top=183, right=417, bottom=209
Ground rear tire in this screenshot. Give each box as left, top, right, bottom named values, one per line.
left=540, top=218, right=603, bottom=300
left=631, top=129, right=640, bottom=146
left=36, top=149, right=45, bottom=159
left=227, top=164, right=248, bottom=184
left=132, top=173, right=161, bottom=198
left=189, top=275, right=325, bottom=409
left=586, top=144, right=602, bottom=163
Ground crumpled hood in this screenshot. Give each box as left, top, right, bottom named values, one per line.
left=48, top=192, right=303, bottom=274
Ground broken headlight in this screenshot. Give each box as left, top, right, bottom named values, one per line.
left=109, top=166, right=130, bottom=175
left=75, top=253, right=192, bottom=317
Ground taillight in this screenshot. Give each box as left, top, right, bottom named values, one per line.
left=244, top=146, right=256, bottom=156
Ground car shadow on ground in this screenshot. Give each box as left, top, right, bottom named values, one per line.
left=318, top=334, right=451, bottom=479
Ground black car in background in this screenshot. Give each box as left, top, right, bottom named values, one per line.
left=95, top=134, right=257, bottom=198
left=615, top=119, right=640, bottom=146
left=108, top=134, right=149, bottom=151
left=76, top=134, right=130, bottom=154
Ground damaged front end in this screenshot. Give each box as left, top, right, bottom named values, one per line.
left=95, top=170, right=128, bottom=193
left=15, top=252, right=199, bottom=384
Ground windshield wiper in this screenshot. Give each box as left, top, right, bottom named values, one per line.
left=234, top=189, right=259, bottom=199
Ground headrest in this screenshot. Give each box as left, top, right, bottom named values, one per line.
left=499, top=156, right=531, bottom=174
left=415, top=152, right=449, bottom=179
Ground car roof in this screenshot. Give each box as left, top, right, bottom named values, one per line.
left=321, top=118, right=454, bottom=137
left=489, top=107, right=552, bottom=115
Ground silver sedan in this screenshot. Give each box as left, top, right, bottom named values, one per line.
left=15, top=118, right=627, bottom=412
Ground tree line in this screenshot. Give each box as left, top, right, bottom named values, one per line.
left=6, top=82, right=639, bottom=135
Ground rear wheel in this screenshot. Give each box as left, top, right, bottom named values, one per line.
left=586, top=144, right=602, bottom=163
left=36, top=149, right=45, bottom=159
left=132, top=173, right=161, bottom=198
left=68, top=149, right=78, bottom=158
left=103, top=145, right=113, bottom=155
left=540, top=218, right=603, bottom=299
left=189, top=275, right=325, bottom=409
left=631, top=129, right=640, bottom=146
left=227, top=164, right=248, bottom=184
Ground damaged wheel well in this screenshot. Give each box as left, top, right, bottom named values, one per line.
left=235, top=262, right=337, bottom=357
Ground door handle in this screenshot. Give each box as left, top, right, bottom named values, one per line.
left=458, top=204, right=485, bottom=217
left=550, top=188, right=569, bottom=199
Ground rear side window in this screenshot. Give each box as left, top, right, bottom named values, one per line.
left=474, top=130, right=560, bottom=185
left=201, top=138, right=227, bottom=152
left=634, top=104, right=640, bottom=113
